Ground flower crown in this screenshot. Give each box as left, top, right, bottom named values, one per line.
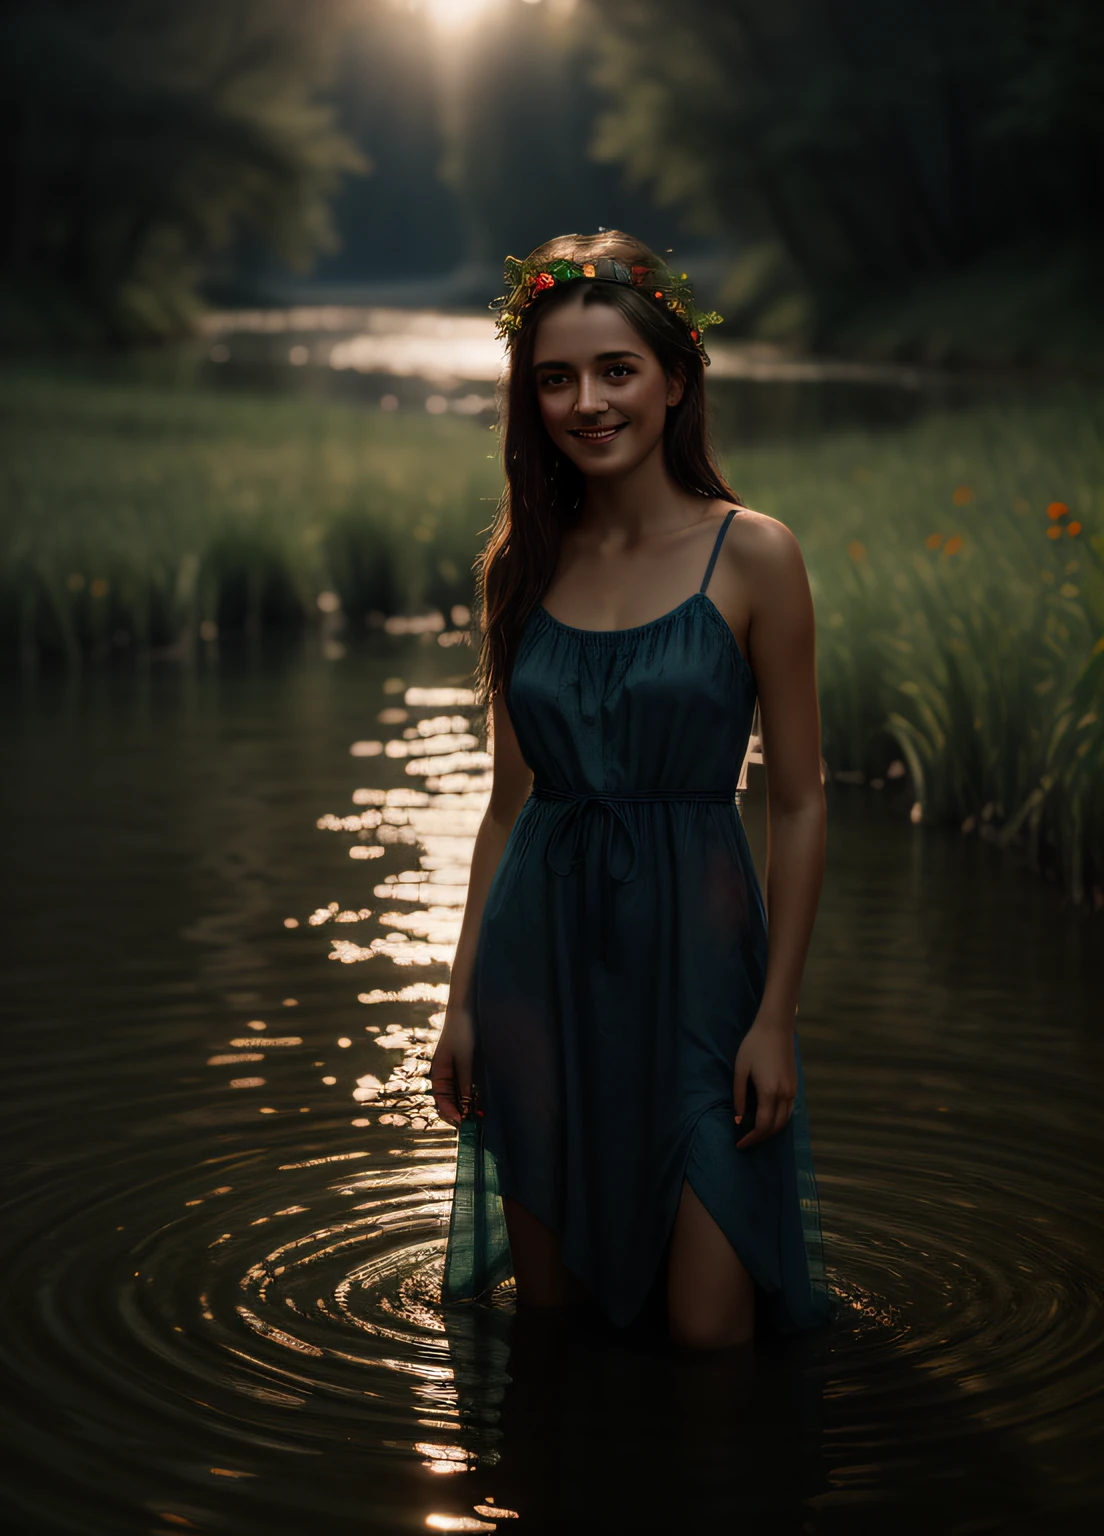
left=491, top=252, right=722, bottom=364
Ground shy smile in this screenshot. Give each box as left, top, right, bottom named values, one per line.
left=568, top=422, right=628, bottom=444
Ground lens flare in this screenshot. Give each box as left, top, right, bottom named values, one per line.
left=424, top=0, right=502, bottom=33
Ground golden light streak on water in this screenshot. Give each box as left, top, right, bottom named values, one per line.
left=228, top=1036, right=303, bottom=1048
left=424, top=1516, right=496, bottom=1532
left=6, top=637, right=1100, bottom=1534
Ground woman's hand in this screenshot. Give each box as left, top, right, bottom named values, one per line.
left=430, top=1006, right=475, bottom=1128
left=734, top=1014, right=797, bottom=1150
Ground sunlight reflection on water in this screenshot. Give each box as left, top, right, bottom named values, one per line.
left=2, top=640, right=1102, bottom=1534
left=202, top=305, right=928, bottom=389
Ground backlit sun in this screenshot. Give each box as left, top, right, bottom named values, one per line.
left=424, top=0, right=504, bottom=33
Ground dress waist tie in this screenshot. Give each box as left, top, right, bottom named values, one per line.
left=529, top=784, right=736, bottom=964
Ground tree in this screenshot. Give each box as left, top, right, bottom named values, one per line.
left=0, top=0, right=365, bottom=340
left=587, top=0, right=1104, bottom=360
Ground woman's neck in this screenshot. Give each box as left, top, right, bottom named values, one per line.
left=578, top=440, right=710, bottom=540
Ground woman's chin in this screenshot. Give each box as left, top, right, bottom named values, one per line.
left=559, top=440, right=650, bottom=479
left=572, top=457, right=630, bottom=479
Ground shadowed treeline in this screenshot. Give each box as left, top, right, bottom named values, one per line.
left=590, top=0, right=1104, bottom=365
left=0, top=0, right=363, bottom=341
left=0, top=0, right=672, bottom=339
left=4, top=1, right=1101, bottom=360
left=1, top=2, right=1100, bottom=903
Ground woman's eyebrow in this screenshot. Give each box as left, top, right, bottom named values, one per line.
left=533, top=350, right=645, bottom=370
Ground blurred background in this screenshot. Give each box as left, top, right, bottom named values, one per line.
left=3, top=6, right=1104, bottom=1534
left=2, top=0, right=1101, bottom=898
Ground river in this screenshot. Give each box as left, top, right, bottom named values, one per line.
left=2, top=632, right=1101, bottom=1535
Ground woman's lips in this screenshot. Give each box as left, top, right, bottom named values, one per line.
left=568, top=422, right=628, bottom=444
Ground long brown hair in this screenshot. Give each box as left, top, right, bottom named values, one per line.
left=473, top=230, right=740, bottom=715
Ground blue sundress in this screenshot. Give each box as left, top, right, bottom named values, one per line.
left=443, top=507, right=832, bottom=1333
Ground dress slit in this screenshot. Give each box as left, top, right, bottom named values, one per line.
left=441, top=511, right=833, bottom=1333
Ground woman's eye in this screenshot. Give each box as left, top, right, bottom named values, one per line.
left=539, top=373, right=568, bottom=387
left=607, top=364, right=633, bottom=379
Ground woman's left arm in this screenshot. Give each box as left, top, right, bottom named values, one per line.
left=733, top=517, right=826, bottom=1150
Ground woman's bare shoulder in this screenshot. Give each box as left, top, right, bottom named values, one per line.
left=725, top=506, right=807, bottom=579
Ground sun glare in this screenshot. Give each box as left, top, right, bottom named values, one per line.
left=424, top=0, right=504, bottom=33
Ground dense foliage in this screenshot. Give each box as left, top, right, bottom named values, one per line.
left=588, top=0, right=1104, bottom=363
left=0, top=0, right=363, bottom=340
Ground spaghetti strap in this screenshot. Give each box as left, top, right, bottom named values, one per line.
left=699, top=506, right=739, bottom=595
left=445, top=489, right=834, bottom=1335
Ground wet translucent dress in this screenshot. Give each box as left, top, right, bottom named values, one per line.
left=442, top=509, right=832, bottom=1332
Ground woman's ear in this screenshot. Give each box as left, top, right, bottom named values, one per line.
left=665, top=366, right=686, bottom=408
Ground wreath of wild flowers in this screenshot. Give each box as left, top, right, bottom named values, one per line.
left=491, top=252, right=722, bottom=364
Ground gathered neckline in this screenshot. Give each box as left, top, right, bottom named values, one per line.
left=534, top=590, right=752, bottom=678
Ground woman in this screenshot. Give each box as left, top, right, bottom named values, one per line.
left=430, top=231, right=832, bottom=1349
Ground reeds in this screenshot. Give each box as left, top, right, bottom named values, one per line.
left=728, top=387, right=1103, bottom=905
left=2, top=364, right=1100, bottom=902
left=0, top=365, right=500, bottom=657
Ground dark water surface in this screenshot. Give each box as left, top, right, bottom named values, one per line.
left=2, top=639, right=1101, bottom=1535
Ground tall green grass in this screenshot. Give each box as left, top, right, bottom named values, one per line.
left=0, top=366, right=501, bottom=657
left=728, top=392, right=1104, bottom=906
left=2, top=363, right=1101, bottom=903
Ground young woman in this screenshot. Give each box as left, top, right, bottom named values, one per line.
left=431, top=231, right=832, bottom=1349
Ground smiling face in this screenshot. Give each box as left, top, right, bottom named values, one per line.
left=531, top=289, right=685, bottom=481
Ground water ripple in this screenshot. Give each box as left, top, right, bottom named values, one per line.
left=2, top=646, right=1102, bottom=1533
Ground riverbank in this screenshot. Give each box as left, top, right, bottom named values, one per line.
left=3, top=636, right=1100, bottom=1532
left=2, top=359, right=1100, bottom=904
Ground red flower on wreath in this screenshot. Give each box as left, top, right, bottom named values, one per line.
left=533, top=271, right=556, bottom=292
left=631, top=266, right=649, bottom=285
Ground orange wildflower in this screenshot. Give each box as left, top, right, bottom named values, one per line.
left=1046, top=526, right=1062, bottom=540
left=952, top=486, right=974, bottom=505
left=925, top=533, right=943, bottom=550
left=944, top=535, right=963, bottom=556
left=847, top=540, right=867, bottom=563
left=1068, top=521, right=1082, bottom=537
left=1047, top=502, right=1068, bottom=521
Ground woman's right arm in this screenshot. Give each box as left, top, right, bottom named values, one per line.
left=429, top=688, right=532, bottom=1126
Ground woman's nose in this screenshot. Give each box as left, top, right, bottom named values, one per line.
left=575, top=373, right=609, bottom=416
